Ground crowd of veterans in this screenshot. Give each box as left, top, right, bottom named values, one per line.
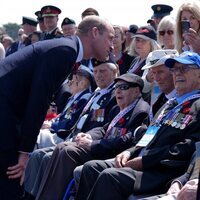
left=1, top=1, right=200, bottom=200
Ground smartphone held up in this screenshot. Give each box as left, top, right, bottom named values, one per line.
left=181, top=20, right=190, bottom=33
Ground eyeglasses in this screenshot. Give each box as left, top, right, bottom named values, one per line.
left=159, top=30, right=174, bottom=36
left=115, top=83, right=133, bottom=90
left=169, top=65, right=198, bottom=74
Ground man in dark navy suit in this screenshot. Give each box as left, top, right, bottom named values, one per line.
left=0, top=15, right=115, bottom=200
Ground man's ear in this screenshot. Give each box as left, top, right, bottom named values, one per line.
left=91, top=27, right=99, bottom=39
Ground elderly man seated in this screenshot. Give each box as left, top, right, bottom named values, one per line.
left=35, top=73, right=150, bottom=200
left=75, top=51, right=200, bottom=200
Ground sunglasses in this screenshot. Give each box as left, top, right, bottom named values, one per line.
left=169, top=65, right=198, bottom=74
left=159, top=30, right=174, bottom=36
left=115, top=83, right=135, bottom=90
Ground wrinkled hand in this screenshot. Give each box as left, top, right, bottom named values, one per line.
left=167, top=182, right=181, bottom=195
left=74, top=132, right=91, bottom=142
left=115, top=151, right=131, bottom=168
left=183, top=28, right=200, bottom=53
left=75, top=133, right=92, bottom=150
left=7, top=152, right=29, bottom=185
left=124, top=156, right=143, bottom=170
left=177, top=179, right=198, bottom=200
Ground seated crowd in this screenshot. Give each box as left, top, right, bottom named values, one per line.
left=1, top=1, right=200, bottom=200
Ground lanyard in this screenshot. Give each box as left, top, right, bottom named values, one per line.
left=105, top=97, right=140, bottom=137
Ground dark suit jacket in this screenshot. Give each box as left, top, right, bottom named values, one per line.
left=87, top=97, right=150, bottom=158
left=127, top=98, right=200, bottom=194
left=51, top=89, right=91, bottom=136
left=6, top=41, right=19, bottom=56
left=152, top=93, right=168, bottom=117
left=0, top=36, right=79, bottom=152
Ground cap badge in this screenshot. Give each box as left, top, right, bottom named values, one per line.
left=46, top=7, right=51, bottom=13
left=157, top=6, right=161, bottom=11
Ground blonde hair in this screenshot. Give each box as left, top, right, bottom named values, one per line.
left=128, top=38, right=160, bottom=57
left=175, top=1, right=200, bottom=53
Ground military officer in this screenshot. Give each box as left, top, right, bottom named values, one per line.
left=41, top=5, right=63, bottom=40
left=35, top=10, right=46, bottom=33
left=147, top=4, right=173, bottom=30
left=21, top=16, right=38, bottom=46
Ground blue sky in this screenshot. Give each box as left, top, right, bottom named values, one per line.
left=0, top=0, right=187, bottom=28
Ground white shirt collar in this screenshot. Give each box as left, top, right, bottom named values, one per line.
left=76, top=36, right=83, bottom=63
left=165, top=89, right=176, bottom=100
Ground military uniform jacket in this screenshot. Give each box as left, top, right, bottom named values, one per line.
left=72, top=85, right=117, bottom=134
left=51, top=89, right=91, bottom=133
left=87, top=97, right=150, bottom=158
left=0, top=36, right=80, bottom=152
left=126, top=97, right=200, bottom=194
left=43, top=27, right=63, bottom=40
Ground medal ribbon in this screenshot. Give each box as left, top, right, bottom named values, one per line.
left=155, top=94, right=200, bottom=125
left=105, top=97, right=140, bottom=138
left=82, top=85, right=113, bottom=113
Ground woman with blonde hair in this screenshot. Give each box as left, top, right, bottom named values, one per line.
left=175, top=0, right=200, bottom=53
left=128, top=25, right=160, bottom=76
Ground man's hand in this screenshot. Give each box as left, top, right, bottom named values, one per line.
left=75, top=133, right=92, bottom=150
left=124, top=157, right=143, bottom=170
left=167, top=182, right=181, bottom=195
left=7, top=152, right=29, bottom=185
left=115, top=151, right=131, bottom=168
left=74, top=132, right=91, bottom=142
left=177, top=179, right=198, bottom=200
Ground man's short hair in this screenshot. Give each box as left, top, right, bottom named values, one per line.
left=81, top=8, right=99, bottom=19
left=77, top=16, right=108, bottom=35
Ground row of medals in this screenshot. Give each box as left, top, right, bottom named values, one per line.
left=163, top=111, right=192, bottom=130
left=94, top=98, right=106, bottom=122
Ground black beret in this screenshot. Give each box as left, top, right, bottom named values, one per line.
left=128, top=24, right=138, bottom=34
left=61, top=17, right=76, bottom=27
left=35, top=11, right=43, bottom=22
left=91, top=53, right=117, bottom=68
left=22, top=16, right=38, bottom=26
